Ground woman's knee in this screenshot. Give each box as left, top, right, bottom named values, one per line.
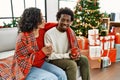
left=58, top=70, right=67, bottom=80
left=44, top=73, right=58, bottom=80
left=26, top=73, right=58, bottom=80
left=26, top=67, right=58, bottom=80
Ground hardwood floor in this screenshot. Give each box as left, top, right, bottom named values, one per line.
left=90, top=62, right=120, bottom=80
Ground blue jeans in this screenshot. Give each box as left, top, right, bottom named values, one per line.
left=26, top=62, right=67, bottom=80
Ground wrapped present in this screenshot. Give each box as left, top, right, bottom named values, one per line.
left=88, top=29, right=99, bottom=46
left=109, top=35, right=115, bottom=49
left=101, top=56, right=111, bottom=68
left=113, top=27, right=120, bottom=33
left=110, top=27, right=120, bottom=35
left=115, top=44, right=120, bottom=61
left=89, top=39, right=100, bottom=46
left=77, top=36, right=89, bottom=50
left=89, top=46, right=101, bottom=58
left=102, top=48, right=116, bottom=62
left=89, top=57, right=101, bottom=69
left=0, top=26, right=3, bottom=28
left=100, top=36, right=107, bottom=50
left=80, top=50, right=89, bottom=57
left=104, top=36, right=110, bottom=49
left=115, top=33, right=120, bottom=44
left=100, top=35, right=115, bottom=51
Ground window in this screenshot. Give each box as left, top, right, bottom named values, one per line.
left=12, top=0, right=24, bottom=17
left=0, top=0, right=12, bottom=25
left=0, top=0, right=46, bottom=26
left=59, top=0, right=78, bottom=10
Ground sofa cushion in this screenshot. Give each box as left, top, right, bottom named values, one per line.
left=0, top=50, right=14, bottom=59
left=0, top=28, right=18, bottom=52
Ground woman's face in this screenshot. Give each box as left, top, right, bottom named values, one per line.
left=38, top=19, right=46, bottom=29
left=38, top=14, right=46, bottom=29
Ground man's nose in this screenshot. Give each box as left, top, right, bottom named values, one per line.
left=63, top=21, right=68, bottom=25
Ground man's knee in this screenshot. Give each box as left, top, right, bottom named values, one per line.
left=67, top=60, right=78, bottom=69
left=79, top=55, right=89, bottom=65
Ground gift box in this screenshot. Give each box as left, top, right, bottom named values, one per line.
left=101, top=48, right=116, bottom=62
left=101, top=56, right=111, bottom=68
left=89, top=57, right=101, bottom=69
left=113, top=27, right=120, bottom=33
left=80, top=50, right=89, bottom=58
left=77, top=36, right=89, bottom=50
left=115, top=33, right=120, bottom=44
left=89, top=46, right=101, bottom=58
left=115, top=44, right=120, bottom=61
left=88, top=29, right=99, bottom=46
left=109, top=35, right=115, bottom=49
left=100, top=35, right=115, bottom=52
left=100, top=36, right=110, bottom=50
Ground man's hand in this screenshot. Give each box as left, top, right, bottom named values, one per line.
left=70, top=47, right=81, bottom=60
left=69, top=53, right=80, bottom=60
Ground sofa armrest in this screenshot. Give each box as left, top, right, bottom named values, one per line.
left=0, top=28, right=18, bottom=52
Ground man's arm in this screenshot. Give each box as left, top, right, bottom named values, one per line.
left=44, top=32, right=70, bottom=60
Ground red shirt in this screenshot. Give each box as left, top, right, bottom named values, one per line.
left=32, top=23, right=58, bottom=67
left=32, top=28, right=46, bottom=67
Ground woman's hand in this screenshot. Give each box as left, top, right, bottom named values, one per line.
left=42, top=44, right=53, bottom=56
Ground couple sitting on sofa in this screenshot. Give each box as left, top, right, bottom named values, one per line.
left=0, top=7, right=90, bottom=80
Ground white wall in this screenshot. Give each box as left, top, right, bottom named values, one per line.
left=99, top=0, right=120, bottom=13
left=46, top=0, right=58, bottom=22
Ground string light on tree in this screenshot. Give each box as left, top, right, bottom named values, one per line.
left=71, top=0, right=104, bottom=37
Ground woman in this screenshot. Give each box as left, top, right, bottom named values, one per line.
left=11, top=7, right=67, bottom=80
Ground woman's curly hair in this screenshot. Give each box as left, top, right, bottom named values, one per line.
left=18, top=7, right=42, bottom=32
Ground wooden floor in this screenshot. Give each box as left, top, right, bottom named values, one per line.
left=90, top=62, right=120, bottom=80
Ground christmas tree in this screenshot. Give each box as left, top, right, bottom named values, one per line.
left=71, top=0, right=104, bottom=37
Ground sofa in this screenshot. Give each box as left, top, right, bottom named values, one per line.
left=0, top=27, right=18, bottom=80
left=0, top=27, right=17, bottom=59
left=0, top=27, right=81, bottom=80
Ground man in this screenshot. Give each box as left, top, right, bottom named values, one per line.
left=44, top=7, right=90, bottom=80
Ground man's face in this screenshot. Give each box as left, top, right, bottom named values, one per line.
left=57, top=14, right=72, bottom=32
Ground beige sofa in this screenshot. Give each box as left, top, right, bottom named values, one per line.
left=0, top=28, right=17, bottom=59
left=0, top=27, right=18, bottom=80
left=0, top=27, right=81, bottom=80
